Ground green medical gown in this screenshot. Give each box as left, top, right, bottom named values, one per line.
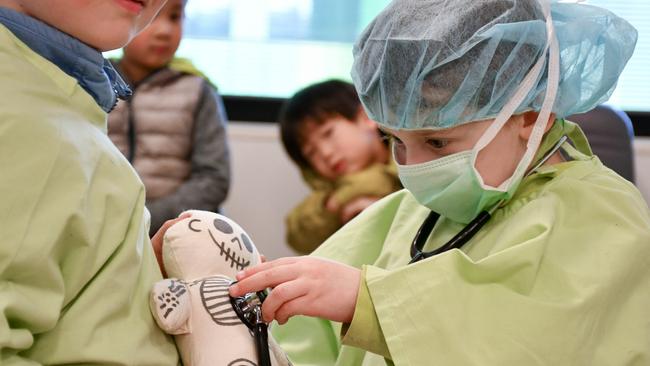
left=0, top=25, right=178, bottom=364
left=272, top=120, right=650, bottom=365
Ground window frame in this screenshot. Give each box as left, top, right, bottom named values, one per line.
left=223, top=96, right=650, bottom=137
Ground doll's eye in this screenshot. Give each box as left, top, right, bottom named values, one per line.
left=213, top=218, right=234, bottom=234
left=188, top=219, right=202, bottom=232
left=241, top=233, right=254, bottom=253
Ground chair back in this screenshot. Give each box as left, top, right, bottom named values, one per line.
left=567, top=105, right=635, bottom=183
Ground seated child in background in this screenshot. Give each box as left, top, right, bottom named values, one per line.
left=108, top=0, right=230, bottom=235
left=279, top=79, right=402, bottom=254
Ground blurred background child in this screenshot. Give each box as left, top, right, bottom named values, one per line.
left=279, top=79, right=402, bottom=254
left=108, top=0, right=231, bottom=235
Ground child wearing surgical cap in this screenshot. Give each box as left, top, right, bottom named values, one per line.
left=230, top=0, right=650, bottom=364
left=279, top=79, right=401, bottom=254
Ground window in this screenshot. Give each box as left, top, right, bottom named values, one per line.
left=109, top=0, right=649, bottom=113
left=176, top=0, right=390, bottom=98
left=179, top=0, right=648, bottom=111
left=588, top=0, right=649, bottom=112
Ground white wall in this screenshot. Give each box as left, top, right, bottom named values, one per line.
left=222, top=122, right=309, bottom=260
left=224, top=122, right=650, bottom=260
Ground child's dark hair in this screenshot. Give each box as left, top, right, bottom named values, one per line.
left=280, top=79, right=361, bottom=168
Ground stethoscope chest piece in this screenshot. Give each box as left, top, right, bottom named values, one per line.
left=231, top=289, right=267, bottom=328
left=230, top=286, right=272, bottom=366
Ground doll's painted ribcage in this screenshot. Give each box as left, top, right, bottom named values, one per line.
left=199, top=276, right=242, bottom=326
left=227, top=359, right=257, bottom=366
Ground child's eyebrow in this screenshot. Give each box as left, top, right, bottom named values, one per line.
left=414, top=128, right=455, bottom=137
left=378, top=126, right=456, bottom=138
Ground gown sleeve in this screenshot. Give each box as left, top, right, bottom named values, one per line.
left=272, top=190, right=412, bottom=364
left=341, top=267, right=390, bottom=359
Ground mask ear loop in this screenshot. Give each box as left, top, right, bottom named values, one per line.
left=470, top=0, right=560, bottom=191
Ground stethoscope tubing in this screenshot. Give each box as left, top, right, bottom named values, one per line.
left=255, top=322, right=271, bottom=366
left=408, top=135, right=568, bottom=264
left=230, top=287, right=272, bottom=366
left=409, top=210, right=491, bottom=264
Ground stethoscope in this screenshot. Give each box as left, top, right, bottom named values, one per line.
left=409, top=135, right=568, bottom=264
left=229, top=287, right=272, bottom=366
left=226, top=136, right=569, bottom=362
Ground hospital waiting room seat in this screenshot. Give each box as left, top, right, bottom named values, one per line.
left=568, top=105, right=636, bottom=183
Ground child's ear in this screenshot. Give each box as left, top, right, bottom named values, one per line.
left=355, top=107, right=377, bottom=129
left=519, top=111, right=556, bottom=140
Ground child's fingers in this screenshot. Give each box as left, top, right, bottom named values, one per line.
left=229, top=262, right=298, bottom=297
left=339, top=196, right=379, bottom=223
left=151, top=213, right=193, bottom=277
left=152, top=217, right=185, bottom=249
left=261, top=281, right=308, bottom=322
left=152, top=213, right=192, bottom=241
left=325, top=195, right=340, bottom=213
left=236, top=256, right=300, bottom=280
left=274, top=296, right=311, bottom=325
left=162, top=212, right=192, bottom=231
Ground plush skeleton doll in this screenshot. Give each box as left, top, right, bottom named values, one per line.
left=150, top=210, right=291, bottom=366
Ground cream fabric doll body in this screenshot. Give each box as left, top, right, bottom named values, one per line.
left=150, top=210, right=291, bottom=366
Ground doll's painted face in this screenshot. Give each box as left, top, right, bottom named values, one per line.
left=188, top=216, right=256, bottom=271
left=162, top=211, right=261, bottom=280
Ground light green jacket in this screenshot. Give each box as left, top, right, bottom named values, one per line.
left=0, top=25, right=178, bottom=364
left=272, top=120, right=650, bottom=365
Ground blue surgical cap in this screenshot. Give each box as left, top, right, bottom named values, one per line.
left=351, top=0, right=637, bottom=130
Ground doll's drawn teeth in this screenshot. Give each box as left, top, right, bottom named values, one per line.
left=208, top=230, right=251, bottom=270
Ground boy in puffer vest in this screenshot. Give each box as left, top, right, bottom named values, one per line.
left=280, top=80, right=402, bottom=254
left=108, top=0, right=230, bottom=236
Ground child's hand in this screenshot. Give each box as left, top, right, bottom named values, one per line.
left=326, top=195, right=381, bottom=223
left=325, top=194, right=341, bottom=213
left=229, top=257, right=361, bottom=325
left=151, top=212, right=191, bottom=277
left=325, top=163, right=400, bottom=216
left=339, top=196, right=382, bottom=223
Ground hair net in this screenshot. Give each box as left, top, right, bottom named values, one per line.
left=351, top=0, right=637, bottom=130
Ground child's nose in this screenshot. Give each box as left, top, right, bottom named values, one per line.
left=154, top=20, right=175, bottom=38
left=317, top=142, right=335, bottom=158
